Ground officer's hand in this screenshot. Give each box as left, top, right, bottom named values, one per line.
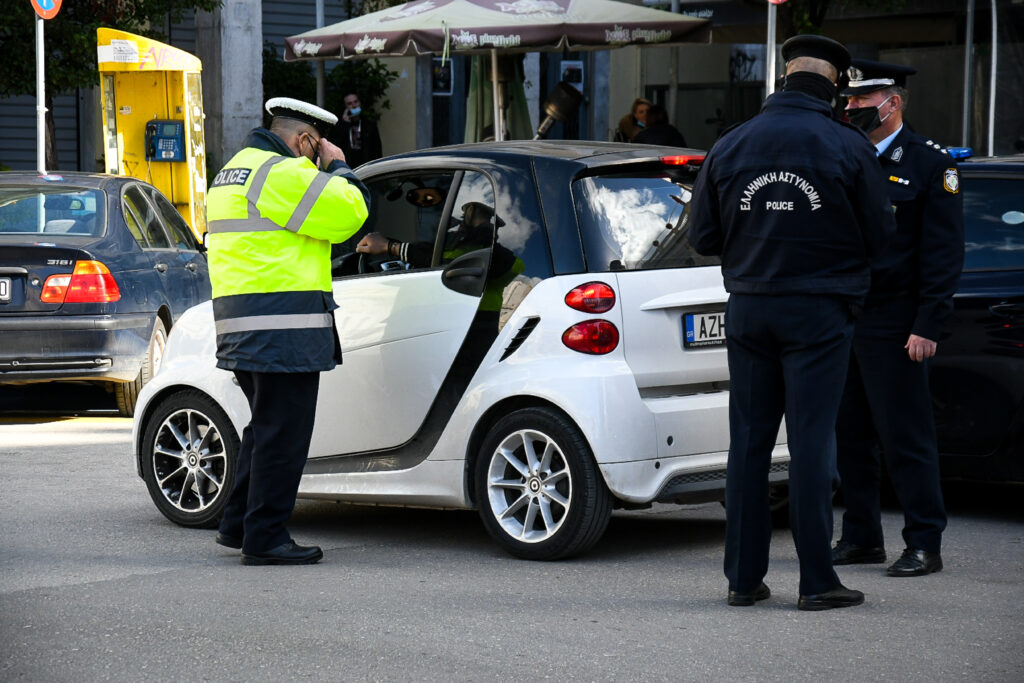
left=318, top=138, right=346, bottom=169
left=356, top=232, right=388, bottom=255
left=905, top=334, right=937, bottom=362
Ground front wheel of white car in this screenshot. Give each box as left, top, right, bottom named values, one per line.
left=141, top=390, right=238, bottom=528
left=475, top=407, right=612, bottom=560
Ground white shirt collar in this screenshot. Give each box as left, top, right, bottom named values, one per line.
left=875, top=124, right=903, bottom=156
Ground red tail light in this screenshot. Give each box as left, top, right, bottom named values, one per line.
left=41, top=260, right=121, bottom=304
left=565, top=281, right=616, bottom=313
left=562, top=320, right=619, bottom=355
left=661, top=154, right=705, bottom=166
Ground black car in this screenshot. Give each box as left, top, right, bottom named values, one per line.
left=932, top=156, right=1024, bottom=483
left=0, top=172, right=211, bottom=415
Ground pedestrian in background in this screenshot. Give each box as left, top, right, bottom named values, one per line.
left=832, top=60, right=964, bottom=577
left=632, top=104, right=687, bottom=147
left=206, top=97, right=369, bottom=565
left=339, top=92, right=383, bottom=168
left=687, top=35, right=896, bottom=610
left=614, top=97, right=651, bottom=142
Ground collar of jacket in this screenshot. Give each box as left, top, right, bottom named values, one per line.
left=761, top=90, right=834, bottom=118
left=878, top=125, right=912, bottom=164
left=243, top=127, right=298, bottom=157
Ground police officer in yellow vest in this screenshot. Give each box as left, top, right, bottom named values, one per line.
left=207, top=97, right=369, bottom=565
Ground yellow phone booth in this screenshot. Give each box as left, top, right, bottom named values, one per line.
left=97, top=28, right=207, bottom=237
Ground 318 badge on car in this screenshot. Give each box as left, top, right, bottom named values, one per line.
left=684, top=311, right=726, bottom=348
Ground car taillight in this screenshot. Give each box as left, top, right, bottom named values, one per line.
left=562, top=320, right=619, bottom=355
left=41, top=260, right=121, bottom=304
left=565, top=281, right=615, bottom=313
left=661, top=154, right=705, bottom=166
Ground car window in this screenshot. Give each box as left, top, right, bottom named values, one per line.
left=572, top=170, right=719, bottom=272
left=0, top=186, right=105, bottom=236
left=442, top=171, right=497, bottom=265
left=123, top=185, right=171, bottom=249
left=339, top=171, right=457, bottom=272
left=145, top=187, right=199, bottom=251
left=962, top=175, right=1024, bottom=272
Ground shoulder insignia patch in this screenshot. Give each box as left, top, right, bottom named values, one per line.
left=891, top=146, right=903, bottom=162
left=943, top=168, right=960, bottom=194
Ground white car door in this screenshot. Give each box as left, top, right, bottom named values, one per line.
left=307, top=169, right=498, bottom=459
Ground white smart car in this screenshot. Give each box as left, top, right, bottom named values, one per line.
left=131, top=141, right=790, bottom=560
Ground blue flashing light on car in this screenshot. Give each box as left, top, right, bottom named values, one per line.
left=947, top=147, right=973, bottom=160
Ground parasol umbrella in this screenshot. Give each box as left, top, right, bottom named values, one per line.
left=284, top=0, right=710, bottom=141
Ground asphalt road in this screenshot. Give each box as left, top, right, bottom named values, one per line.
left=1, top=415, right=1022, bottom=682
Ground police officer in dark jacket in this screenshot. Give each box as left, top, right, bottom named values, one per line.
left=688, top=35, right=896, bottom=611
left=832, top=61, right=964, bottom=577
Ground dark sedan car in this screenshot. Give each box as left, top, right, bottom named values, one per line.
left=932, top=157, right=1024, bottom=483
left=0, top=172, right=210, bottom=415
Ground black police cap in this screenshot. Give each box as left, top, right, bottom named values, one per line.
left=842, top=59, right=917, bottom=96
left=264, top=97, right=338, bottom=137
left=781, top=34, right=851, bottom=74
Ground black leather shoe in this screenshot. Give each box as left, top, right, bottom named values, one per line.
left=798, top=585, right=864, bottom=611
left=215, top=533, right=242, bottom=549
left=728, top=582, right=771, bottom=606
left=832, top=539, right=886, bottom=565
left=241, top=541, right=323, bottom=566
left=886, top=548, right=942, bottom=577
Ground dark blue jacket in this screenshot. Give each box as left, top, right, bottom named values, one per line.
left=688, top=91, right=896, bottom=300
left=868, top=126, right=964, bottom=340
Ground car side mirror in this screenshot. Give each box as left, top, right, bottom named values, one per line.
left=441, top=248, right=490, bottom=297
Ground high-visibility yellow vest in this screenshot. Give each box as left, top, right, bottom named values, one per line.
left=206, top=147, right=367, bottom=373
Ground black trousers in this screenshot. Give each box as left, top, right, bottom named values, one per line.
left=836, top=297, right=946, bottom=553
left=724, top=294, right=854, bottom=596
left=219, top=370, right=320, bottom=554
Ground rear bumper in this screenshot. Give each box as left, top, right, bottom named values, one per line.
left=0, top=313, right=154, bottom=383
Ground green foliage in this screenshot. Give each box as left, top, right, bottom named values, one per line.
left=0, top=0, right=221, bottom=98
left=262, top=45, right=399, bottom=124
left=778, top=0, right=909, bottom=37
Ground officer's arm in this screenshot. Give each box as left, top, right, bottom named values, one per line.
left=291, top=162, right=370, bottom=244
left=911, top=157, right=964, bottom=341
left=686, top=157, right=724, bottom=256
left=851, top=145, right=896, bottom=261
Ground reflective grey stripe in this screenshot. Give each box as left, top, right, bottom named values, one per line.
left=215, top=313, right=332, bottom=335
left=286, top=172, right=331, bottom=232
left=207, top=217, right=286, bottom=234
left=246, top=156, right=287, bottom=219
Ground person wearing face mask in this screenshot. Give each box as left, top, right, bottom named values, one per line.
left=205, top=97, right=370, bottom=565
left=688, top=36, right=896, bottom=611
left=339, top=93, right=383, bottom=168
left=832, top=61, right=964, bottom=578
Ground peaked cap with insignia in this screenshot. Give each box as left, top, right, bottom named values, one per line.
left=265, top=97, right=338, bottom=137
left=780, top=34, right=851, bottom=74
left=842, top=59, right=917, bottom=96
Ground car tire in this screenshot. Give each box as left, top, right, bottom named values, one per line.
left=140, top=389, right=238, bottom=528
left=475, top=407, right=612, bottom=560
left=115, top=317, right=167, bottom=417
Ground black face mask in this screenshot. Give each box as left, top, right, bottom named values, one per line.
left=845, top=96, right=894, bottom=134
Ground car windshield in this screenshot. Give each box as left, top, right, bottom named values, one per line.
left=573, top=170, right=720, bottom=271
left=0, top=186, right=106, bottom=237
left=962, top=175, right=1024, bottom=271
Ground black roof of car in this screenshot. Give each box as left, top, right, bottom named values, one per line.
left=380, top=140, right=707, bottom=167
left=0, top=171, right=129, bottom=190
left=958, top=155, right=1024, bottom=172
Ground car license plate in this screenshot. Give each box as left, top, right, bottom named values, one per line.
left=684, top=311, right=726, bottom=348
left=0, top=277, right=10, bottom=303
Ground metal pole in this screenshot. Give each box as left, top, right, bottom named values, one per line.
left=988, top=0, right=997, bottom=156
left=668, top=0, right=679, bottom=125
left=36, top=15, right=46, bottom=174
left=491, top=48, right=504, bottom=141
left=961, top=0, right=975, bottom=147
left=766, top=4, right=777, bottom=97
left=315, top=0, right=326, bottom=107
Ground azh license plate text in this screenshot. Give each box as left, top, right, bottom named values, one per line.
left=684, top=311, right=725, bottom=348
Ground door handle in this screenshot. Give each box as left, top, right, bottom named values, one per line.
left=989, top=303, right=1024, bottom=317
left=443, top=267, right=485, bottom=280
left=154, top=263, right=168, bottom=273
left=185, top=262, right=198, bottom=272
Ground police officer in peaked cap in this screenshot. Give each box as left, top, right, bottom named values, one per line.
left=832, top=60, right=964, bottom=577
left=205, top=97, right=370, bottom=565
left=688, top=35, right=896, bottom=610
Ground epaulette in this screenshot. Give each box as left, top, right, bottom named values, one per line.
left=912, top=135, right=952, bottom=157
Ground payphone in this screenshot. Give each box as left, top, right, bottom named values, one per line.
left=145, top=120, right=186, bottom=162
